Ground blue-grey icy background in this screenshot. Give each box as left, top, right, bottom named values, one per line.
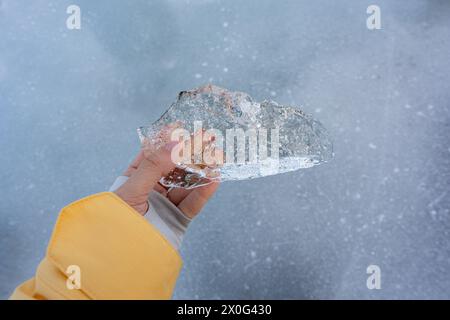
left=1, top=0, right=450, bottom=299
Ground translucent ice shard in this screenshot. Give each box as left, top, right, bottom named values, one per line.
left=138, top=85, right=333, bottom=189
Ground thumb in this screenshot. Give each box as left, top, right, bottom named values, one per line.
left=124, top=141, right=178, bottom=195
left=114, top=141, right=178, bottom=215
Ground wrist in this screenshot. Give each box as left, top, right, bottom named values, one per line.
left=113, top=186, right=149, bottom=216
left=109, top=176, right=190, bottom=250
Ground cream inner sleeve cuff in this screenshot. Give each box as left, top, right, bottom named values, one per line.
left=109, top=176, right=191, bottom=251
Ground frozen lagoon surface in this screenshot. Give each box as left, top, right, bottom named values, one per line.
left=1, top=0, right=450, bottom=299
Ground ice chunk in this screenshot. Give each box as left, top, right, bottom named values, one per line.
left=138, top=85, right=333, bottom=189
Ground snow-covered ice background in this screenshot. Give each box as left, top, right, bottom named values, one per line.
left=1, top=0, right=450, bottom=299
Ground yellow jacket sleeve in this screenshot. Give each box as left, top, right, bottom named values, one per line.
left=10, top=192, right=183, bottom=300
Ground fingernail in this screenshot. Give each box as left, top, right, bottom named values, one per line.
left=164, top=141, right=179, bottom=152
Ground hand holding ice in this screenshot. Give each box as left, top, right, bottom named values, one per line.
left=138, top=85, right=333, bottom=189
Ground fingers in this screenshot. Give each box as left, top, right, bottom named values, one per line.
left=167, top=188, right=192, bottom=205
left=127, top=141, right=178, bottom=194
left=114, top=123, right=186, bottom=215
left=114, top=139, right=178, bottom=214
left=153, top=182, right=169, bottom=196
left=133, top=123, right=181, bottom=191
left=119, top=122, right=220, bottom=218
left=122, top=150, right=145, bottom=177
left=178, top=181, right=219, bottom=219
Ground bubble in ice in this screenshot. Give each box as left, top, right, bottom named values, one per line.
left=138, top=85, right=333, bottom=189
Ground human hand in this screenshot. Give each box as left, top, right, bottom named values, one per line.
left=114, top=130, right=219, bottom=218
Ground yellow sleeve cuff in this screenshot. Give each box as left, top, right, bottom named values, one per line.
left=44, top=192, right=182, bottom=299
